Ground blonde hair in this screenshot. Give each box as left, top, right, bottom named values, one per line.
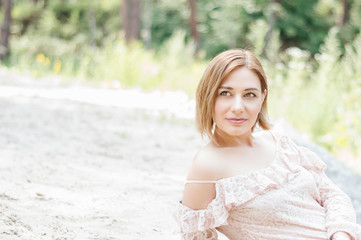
left=195, top=49, right=272, bottom=141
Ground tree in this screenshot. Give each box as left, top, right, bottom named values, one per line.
left=121, top=0, right=141, bottom=44
left=0, top=0, right=11, bottom=60
left=188, top=0, right=200, bottom=54
left=262, top=0, right=279, bottom=58
left=338, top=0, right=350, bottom=27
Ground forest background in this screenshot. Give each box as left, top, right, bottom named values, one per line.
left=0, top=0, right=361, bottom=173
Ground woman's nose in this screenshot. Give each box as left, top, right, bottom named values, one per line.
left=231, top=94, right=245, bottom=113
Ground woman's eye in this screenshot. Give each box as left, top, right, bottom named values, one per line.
left=220, top=91, right=231, bottom=96
left=245, top=92, right=256, bottom=97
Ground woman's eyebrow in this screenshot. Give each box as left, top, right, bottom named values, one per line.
left=244, top=88, right=260, bottom=91
left=219, top=86, right=260, bottom=91
left=219, top=86, right=233, bottom=90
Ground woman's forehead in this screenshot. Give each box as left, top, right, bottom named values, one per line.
left=220, top=67, right=261, bottom=89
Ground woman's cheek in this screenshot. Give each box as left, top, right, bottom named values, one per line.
left=244, top=100, right=262, bottom=118
left=214, top=99, right=228, bottom=116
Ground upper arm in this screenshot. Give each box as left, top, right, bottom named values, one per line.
left=181, top=151, right=218, bottom=210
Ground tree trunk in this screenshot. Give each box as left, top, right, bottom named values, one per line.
left=88, top=7, right=97, bottom=47
left=121, top=0, right=141, bottom=44
left=262, top=0, right=278, bottom=58
left=143, top=0, right=152, bottom=49
left=0, top=0, right=11, bottom=60
left=188, top=0, right=200, bottom=54
left=338, top=0, right=350, bottom=27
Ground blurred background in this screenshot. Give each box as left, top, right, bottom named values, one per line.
left=1, top=0, right=361, bottom=238
left=1, top=0, right=359, bottom=172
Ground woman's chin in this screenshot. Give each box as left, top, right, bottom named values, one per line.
left=228, top=131, right=246, bottom=136
left=221, top=128, right=248, bottom=137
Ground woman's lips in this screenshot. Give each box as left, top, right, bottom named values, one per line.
left=226, top=118, right=247, bottom=124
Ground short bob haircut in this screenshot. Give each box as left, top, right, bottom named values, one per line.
left=195, top=49, right=272, bottom=141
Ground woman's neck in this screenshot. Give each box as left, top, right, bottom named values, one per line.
left=212, top=129, right=255, bottom=148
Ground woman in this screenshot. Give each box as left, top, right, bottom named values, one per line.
left=173, top=49, right=361, bottom=240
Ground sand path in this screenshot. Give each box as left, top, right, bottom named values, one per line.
left=0, top=70, right=360, bottom=239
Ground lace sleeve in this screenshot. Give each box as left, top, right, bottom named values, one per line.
left=297, top=146, right=361, bottom=240
left=172, top=183, right=229, bottom=240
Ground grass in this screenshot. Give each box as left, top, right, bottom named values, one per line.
left=1, top=28, right=361, bottom=174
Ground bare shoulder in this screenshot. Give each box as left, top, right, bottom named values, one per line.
left=182, top=144, right=221, bottom=210
left=187, top=143, right=223, bottom=181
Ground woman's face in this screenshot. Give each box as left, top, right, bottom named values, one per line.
left=214, top=67, right=266, bottom=137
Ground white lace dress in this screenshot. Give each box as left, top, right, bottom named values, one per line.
left=173, top=130, right=361, bottom=240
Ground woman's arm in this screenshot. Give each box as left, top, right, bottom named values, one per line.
left=173, top=151, right=229, bottom=240
left=182, top=153, right=218, bottom=209
left=297, top=146, right=359, bottom=240
left=314, top=170, right=357, bottom=240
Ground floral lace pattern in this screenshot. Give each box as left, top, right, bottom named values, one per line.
left=297, top=145, right=360, bottom=239
left=173, top=130, right=361, bottom=240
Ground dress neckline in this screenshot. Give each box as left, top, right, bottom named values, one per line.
left=214, top=129, right=281, bottom=183
left=179, top=129, right=284, bottom=210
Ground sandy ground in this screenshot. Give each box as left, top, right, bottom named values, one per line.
left=0, top=70, right=360, bottom=239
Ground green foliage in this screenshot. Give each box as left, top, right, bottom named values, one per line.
left=1, top=0, right=361, bottom=169
left=10, top=0, right=120, bottom=46
left=277, top=0, right=330, bottom=54
left=156, top=30, right=200, bottom=93
left=246, top=19, right=268, bottom=56
left=150, top=0, right=190, bottom=49
left=6, top=29, right=204, bottom=96
left=5, top=0, right=358, bottom=58
left=266, top=27, right=361, bottom=167
left=196, top=0, right=267, bottom=58
left=333, top=33, right=361, bottom=158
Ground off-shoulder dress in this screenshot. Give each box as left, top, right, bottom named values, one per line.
left=173, top=129, right=361, bottom=240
